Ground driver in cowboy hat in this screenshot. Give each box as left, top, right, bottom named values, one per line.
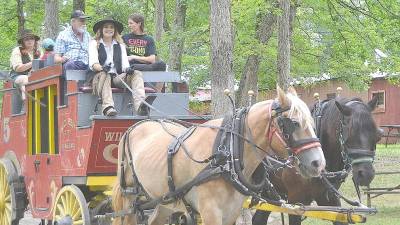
left=88, top=17, right=149, bottom=116
left=9, top=29, right=41, bottom=113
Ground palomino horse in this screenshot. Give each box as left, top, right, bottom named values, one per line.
left=112, top=87, right=326, bottom=225
left=252, top=97, right=382, bottom=225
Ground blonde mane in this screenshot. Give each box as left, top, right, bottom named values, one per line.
left=286, top=93, right=314, bottom=130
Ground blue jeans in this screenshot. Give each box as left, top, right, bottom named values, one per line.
left=60, top=60, right=88, bottom=105
left=63, top=60, right=88, bottom=73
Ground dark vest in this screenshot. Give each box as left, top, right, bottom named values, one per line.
left=98, top=42, right=122, bottom=74
left=10, top=47, right=39, bottom=78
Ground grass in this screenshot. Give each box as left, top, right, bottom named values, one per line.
left=265, top=144, right=400, bottom=225
left=299, top=144, right=400, bottom=225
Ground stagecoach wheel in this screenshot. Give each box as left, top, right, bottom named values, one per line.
left=0, top=159, right=24, bottom=225
left=53, top=185, right=91, bottom=225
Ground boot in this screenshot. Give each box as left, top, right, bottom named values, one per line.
left=103, top=106, right=117, bottom=116
left=136, top=95, right=157, bottom=116
left=137, top=103, right=149, bottom=116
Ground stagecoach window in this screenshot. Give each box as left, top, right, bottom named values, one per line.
left=326, top=93, right=336, bottom=99
left=372, top=91, right=385, bottom=112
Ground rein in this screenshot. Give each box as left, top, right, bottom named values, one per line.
left=314, top=99, right=376, bottom=205
left=115, top=100, right=325, bottom=221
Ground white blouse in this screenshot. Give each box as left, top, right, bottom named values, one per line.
left=88, top=38, right=130, bottom=74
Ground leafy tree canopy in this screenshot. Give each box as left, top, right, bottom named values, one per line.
left=0, top=0, right=399, bottom=91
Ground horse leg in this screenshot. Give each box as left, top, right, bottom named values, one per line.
left=252, top=210, right=271, bottom=225
left=111, top=183, right=136, bottom=225
left=288, top=215, right=302, bottom=225
left=148, top=205, right=174, bottom=225
left=315, top=193, right=347, bottom=225
left=198, top=204, right=223, bottom=225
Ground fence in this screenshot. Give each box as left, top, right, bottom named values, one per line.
left=363, top=143, right=400, bottom=207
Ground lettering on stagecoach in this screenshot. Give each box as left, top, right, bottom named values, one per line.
left=104, top=131, right=124, bottom=142
left=63, top=142, right=75, bottom=150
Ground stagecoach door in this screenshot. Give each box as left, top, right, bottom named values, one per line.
left=26, top=85, right=59, bottom=214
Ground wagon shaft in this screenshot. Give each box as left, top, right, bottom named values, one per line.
left=243, top=199, right=376, bottom=223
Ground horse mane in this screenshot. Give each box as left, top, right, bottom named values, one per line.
left=322, top=97, right=376, bottom=136
left=347, top=99, right=377, bottom=135
left=286, top=93, right=314, bottom=130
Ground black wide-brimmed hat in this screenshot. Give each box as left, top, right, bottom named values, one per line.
left=93, top=18, right=123, bottom=34
left=18, top=29, right=40, bottom=44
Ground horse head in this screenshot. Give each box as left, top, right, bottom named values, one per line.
left=334, top=97, right=381, bottom=186
left=262, top=87, right=326, bottom=178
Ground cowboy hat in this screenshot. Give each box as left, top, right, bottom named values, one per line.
left=18, top=29, right=40, bottom=44
left=93, top=18, right=123, bottom=34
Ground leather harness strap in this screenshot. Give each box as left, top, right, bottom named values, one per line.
left=167, top=126, right=197, bottom=192
left=267, top=100, right=321, bottom=156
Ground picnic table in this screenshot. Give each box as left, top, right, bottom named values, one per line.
left=380, top=125, right=400, bottom=147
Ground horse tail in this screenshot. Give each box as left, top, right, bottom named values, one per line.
left=112, top=181, right=123, bottom=225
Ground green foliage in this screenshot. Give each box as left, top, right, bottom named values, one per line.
left=0, top=0, right=399, bottom=92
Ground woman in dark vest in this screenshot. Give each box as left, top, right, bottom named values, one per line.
left=89, top=18, right=148, bottom=116
left=9, top=29, right=41, bottom=110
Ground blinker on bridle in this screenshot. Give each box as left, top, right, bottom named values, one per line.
left=338, top=109, right=376, bottom=167
left=267, top=101, right=321, bottom=155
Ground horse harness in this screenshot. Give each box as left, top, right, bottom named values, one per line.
left=116, top=100, right=322, bottom=221
left=313, top=100, right=375, bottom=172
left=314, top=99, right=376, bottom=206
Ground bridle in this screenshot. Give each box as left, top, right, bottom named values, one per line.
left=337, top=101, right=376, bottom=168
left=267, top=101, right=321, bottom=156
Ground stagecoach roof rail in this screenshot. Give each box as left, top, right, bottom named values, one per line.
left=65, top=70, right=183, bottom=83
left=0, top=73, right=61, bottom=93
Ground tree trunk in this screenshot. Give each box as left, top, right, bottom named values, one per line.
left=210, top=0, right=234, bottom=117
left=289, top=1, right=298, bottom=46
left=16, top=0, right=25, bottom=34
left=236, top=56, right=260, bottom=108
left=236, top=9, right=277, bottom=107
left=155, top=0, right=165, bottom=42
left=44, top=0, right=59, bottom=40
left=277, top=0, right=291, bottom=92
left=73, top=0, right=85, bottom=11
left=169, top=0, right=187, bottom=72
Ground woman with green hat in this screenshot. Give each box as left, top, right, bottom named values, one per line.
left=88, top=18, right=148, bottom=116
left=9, top=29, right=41, bottom=112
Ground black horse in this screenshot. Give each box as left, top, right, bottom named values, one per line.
left=252, top=97, right=382, bottom=225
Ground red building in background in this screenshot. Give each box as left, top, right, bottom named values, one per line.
left=261, top=76, right=400, bottom=143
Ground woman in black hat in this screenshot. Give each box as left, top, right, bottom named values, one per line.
left=89, top=18, right=147, bottom=116
left=9, top=29, right=41, bottom=112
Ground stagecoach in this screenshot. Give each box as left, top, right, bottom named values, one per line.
left=0, top=58, right=209, bottom=224
left=0, top=59, right=377, bottom=225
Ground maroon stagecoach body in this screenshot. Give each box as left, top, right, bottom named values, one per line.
left=0, top=64, right=208, bottom=223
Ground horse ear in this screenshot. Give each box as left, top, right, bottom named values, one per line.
left=287, top=86, right=298, bottom=96
left=367, top=96, right=378, bottom=111
left=335, top=101, right=352, bottom=116
left=277, top=86, right=291, bottom=108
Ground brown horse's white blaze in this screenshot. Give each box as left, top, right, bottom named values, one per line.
left=112, top=87, right=325, bottom=225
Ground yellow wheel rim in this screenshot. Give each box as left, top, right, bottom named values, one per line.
left=0, top=163, right=12, bottom=225
left=53, top=185, right=90, bottom=225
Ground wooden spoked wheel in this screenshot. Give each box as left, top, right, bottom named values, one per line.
left=0, top=158, right=25, bottom=225
left=0, top=162, right=12, bottom=225
left=53, top=185, right=91, bottom=225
